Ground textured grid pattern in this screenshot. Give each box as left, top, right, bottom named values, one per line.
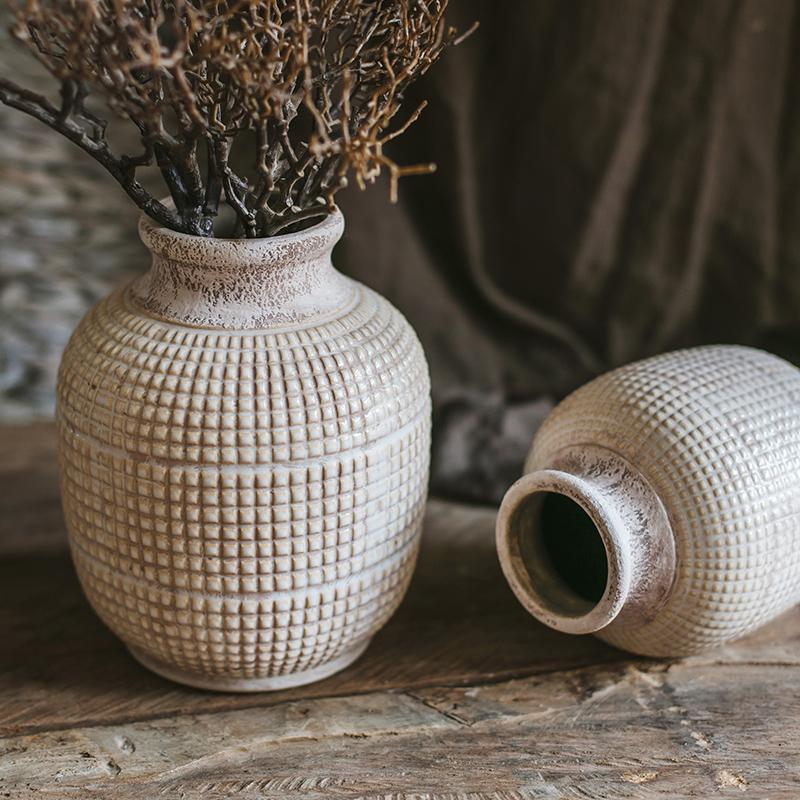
left=56, top=284, right=430, bottom=681
left=529, top=345, right=800, bottom=656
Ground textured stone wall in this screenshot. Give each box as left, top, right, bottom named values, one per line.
left=0, top=20, right=143, bottom=420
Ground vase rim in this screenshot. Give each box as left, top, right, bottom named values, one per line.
left=496, top=468, right=632, bottom=635
left=138, top=205, right=344, bottom=270
left=496, top=445, right=676, bottom=637
left=131, top=203, right=354, bottom=328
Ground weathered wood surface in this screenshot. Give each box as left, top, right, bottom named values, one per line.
left=1, top=423, right=799, bottom=798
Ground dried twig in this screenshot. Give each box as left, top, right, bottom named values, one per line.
left=1, top=0, right=476, bottom=238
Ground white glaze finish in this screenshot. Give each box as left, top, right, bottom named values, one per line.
left=133, top=211, right=354, bottom=328
left=497, top=447, right=675, bottom=636
left=497, top=345, right=800, bottom=657
left=56, top=212, right=431, bottom=689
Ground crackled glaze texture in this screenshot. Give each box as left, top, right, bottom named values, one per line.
left=497, top=345, right=800, bottom=657
left=56, top=210, right=431, bottom=690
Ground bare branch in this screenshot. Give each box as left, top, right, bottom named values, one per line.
left=2, top=0, right=476, bottom=238
left=0, top=76, right=181, bottom=231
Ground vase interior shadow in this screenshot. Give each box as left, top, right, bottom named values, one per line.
left=514, top=491, right=610, bottom=616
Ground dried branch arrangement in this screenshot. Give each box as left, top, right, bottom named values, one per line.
left=1, top=0, right=475, bottom=237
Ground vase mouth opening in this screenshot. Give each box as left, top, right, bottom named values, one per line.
left=496, top=470, right=631, bottom=635
left=138, top=204, right=344, bottom=270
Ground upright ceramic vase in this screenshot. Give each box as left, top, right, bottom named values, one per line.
left=56, top=209, right=431, bottom=690
left=496, top=345, right=800, bottom=656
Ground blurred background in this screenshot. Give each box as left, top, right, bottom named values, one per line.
left=1, top=0, right=798, bottom=503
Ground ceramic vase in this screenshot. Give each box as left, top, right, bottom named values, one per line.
left=496, top=345, right=800, bottom=656
left=56, top=209, right=431, bottom=690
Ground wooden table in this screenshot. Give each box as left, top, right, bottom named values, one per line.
left=1, top=424, right=799, bottom=798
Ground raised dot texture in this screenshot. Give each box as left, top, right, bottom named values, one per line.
left=56, top=213, right=431, bottom=688
left=528, top=345, right=800, bottom=656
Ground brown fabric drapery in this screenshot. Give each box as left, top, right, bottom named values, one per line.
left=336, top=0, right=800, bottom=501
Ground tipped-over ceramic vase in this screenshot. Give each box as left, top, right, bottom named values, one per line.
left=497, top=345, right=800, bottom=657
left=56, top=209, right=431, bottom=691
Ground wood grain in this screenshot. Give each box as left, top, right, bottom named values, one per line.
left=0, top=424, right=620, bottom=737
left=3, top=647, right=800, bottom=798
left=1, top=423, right=799, bottom=798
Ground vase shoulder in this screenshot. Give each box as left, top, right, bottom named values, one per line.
left=58, top=281, right=430, bottom=465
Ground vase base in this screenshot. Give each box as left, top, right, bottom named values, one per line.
left=127, top=639, right=372, bottom=692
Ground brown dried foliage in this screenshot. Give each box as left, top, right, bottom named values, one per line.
left=1, top=0, right=475, bottom=237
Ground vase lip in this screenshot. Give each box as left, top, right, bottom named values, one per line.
left=138, top=205, right=344, bottom=270
left=131, top=203, right=355, bottom=328
left=496, top=468, right=632, bottom=635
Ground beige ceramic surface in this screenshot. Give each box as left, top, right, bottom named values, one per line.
left=55, top=209, right=431, bottom=690
left=497, top=345, right=800, bottom=656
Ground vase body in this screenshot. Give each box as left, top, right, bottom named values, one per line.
left=56, top=210, right=431, bottom=690
left=496, top=345, right=800, bottom=657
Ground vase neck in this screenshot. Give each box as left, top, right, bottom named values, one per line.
left=496, top=446, right=676, bottom=635
left=129, top=209, right=355, bottom=329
